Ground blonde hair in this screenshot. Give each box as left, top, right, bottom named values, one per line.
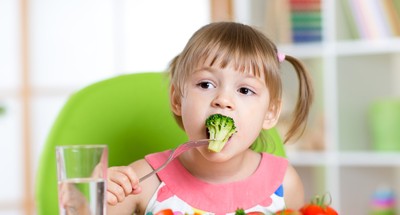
left=168, top=22, right=313, bottom=144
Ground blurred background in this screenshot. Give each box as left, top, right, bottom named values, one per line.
left=1, top=0, right=400, bottom=214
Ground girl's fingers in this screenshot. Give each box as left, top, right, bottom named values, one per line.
left=108, top=167, right=136, bottom=194
left=106, top=183, right=120, bottom=205
left=131, top=185, right=142, bottom=195
left=107, top=166, right=142, bottom=204
left=107, top=180, right=126, bottom=203
left=107, top=194, right=118, bottom=206
left=115, top=166, right=140, bottom=188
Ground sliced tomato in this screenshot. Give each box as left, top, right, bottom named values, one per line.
left=154, top=208, right=174, bottom=215
left=246, top=212, right=265, bottom=215
left=274, top=209, right=302, bottom=215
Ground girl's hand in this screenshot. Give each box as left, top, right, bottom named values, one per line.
left=107, top=166, right=142, bottom=205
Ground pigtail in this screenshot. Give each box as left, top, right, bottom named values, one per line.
left=282, top=55, right=314, bottom=143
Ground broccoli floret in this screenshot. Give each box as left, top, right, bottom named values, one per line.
left=205, top=114, right=237, bottom=152
left=235, top=208, right=246, bottom=215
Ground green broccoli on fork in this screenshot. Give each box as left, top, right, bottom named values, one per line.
left=205, top=114, right=237, bottom=152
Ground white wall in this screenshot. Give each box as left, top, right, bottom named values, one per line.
left=0, top=0, right=24, bottom=210
left=0, top=0, right=210, bottom=214
left=117, top=0, right=210, bottom=72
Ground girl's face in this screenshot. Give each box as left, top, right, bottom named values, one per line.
left=171, top=63, right=280, bottom=160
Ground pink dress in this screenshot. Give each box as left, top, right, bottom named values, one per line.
left=144, top=151, right=288, bottom=215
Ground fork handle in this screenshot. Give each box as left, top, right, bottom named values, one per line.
left=138, top=149, right=175, bottom=183
left=138, top=139, right=209, bottom=183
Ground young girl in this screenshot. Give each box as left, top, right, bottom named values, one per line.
left=107, top=22, right=313, bottom=215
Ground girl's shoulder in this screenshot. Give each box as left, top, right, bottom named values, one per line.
left=260, top=152, right=288, bottom=169
left=129, top=157, right=153, bottom=175
left=144, top=150, right=171, bottom=167
left=282, top=162, right=305, bottom=209
left=131, top=150, right=171, bottom=178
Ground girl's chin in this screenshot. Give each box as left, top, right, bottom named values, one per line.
left=200, top=148, right=233, bottom=162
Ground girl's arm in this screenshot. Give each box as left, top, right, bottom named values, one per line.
left=107, top=159, right=159, bottom=215
left=283, top=163, right=305, bottom=210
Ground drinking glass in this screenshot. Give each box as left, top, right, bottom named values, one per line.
left=56, top=145, right=108, bottom=215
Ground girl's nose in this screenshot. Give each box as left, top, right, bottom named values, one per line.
left=211, top=92, right=234, bottom=110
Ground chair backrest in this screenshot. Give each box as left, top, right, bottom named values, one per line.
left=35, top=72, right=285, bottom=215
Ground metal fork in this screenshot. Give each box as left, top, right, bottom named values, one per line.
left=139, top=139, right=210, bottom=182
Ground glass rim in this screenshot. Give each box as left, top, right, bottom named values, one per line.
left=55, top=144, right=107, bottom=149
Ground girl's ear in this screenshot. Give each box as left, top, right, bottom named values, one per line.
left=170, top=85, right=182, bottom=116
left=262, top=102, right=282, bottom=129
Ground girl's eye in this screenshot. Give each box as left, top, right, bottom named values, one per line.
left=197, top=81, right=215, bottom=89
left=238, top=87, right=255, bottom=95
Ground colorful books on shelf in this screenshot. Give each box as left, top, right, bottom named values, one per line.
left=263, top=0, right=323, bottom=44
left=290, top=0, right=323, bottom=43
left=341, top=0, right=400, bottom=40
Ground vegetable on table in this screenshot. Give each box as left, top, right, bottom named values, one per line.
left=273, top=209, right=302, bottom=215
left=300, top=194, right=338, bottom=215
left=246, top=212, right=265, bottom=215
left=154, top=209, right=174, bottom=215
left=205, top=113, right=237, bottom=152
left=235, top=208, right=264, bottom=215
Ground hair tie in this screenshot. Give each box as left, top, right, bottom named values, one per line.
left=277, top=53, right=286, bottom=62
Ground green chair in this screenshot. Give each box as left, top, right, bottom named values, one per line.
left=35, top=72, right=285, bottom=215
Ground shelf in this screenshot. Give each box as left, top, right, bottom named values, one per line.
left=250, top=0, right=400, bottom=213
left=278, top=43, right=324, bottom=59
left=335, top=38, right=400, bottom=56
left=278, top=38, right=400, bottom=59
left=287, top=151, right=335, bottom=166
left=288, top=151, right=400, bottom=167
left=338, top=151, right=400, bottom=167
